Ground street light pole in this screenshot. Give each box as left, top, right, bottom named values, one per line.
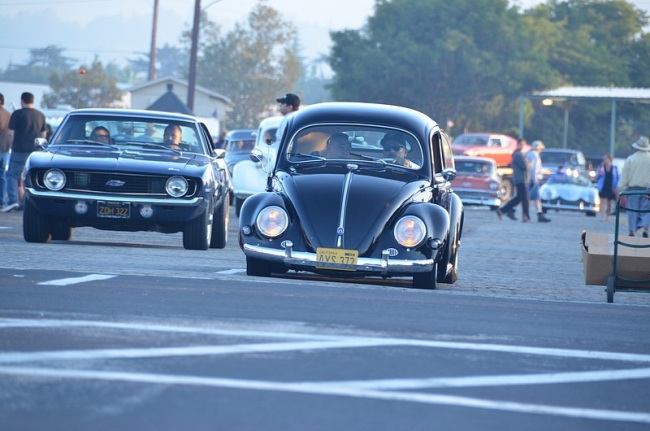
left=148, top=0, right=159, bottom=81
left=187, top=0, right=201, bottom=112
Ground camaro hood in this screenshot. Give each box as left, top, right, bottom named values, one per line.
left=278, top=167, right=426, bottom=252
left=29, top=147, right=209, bottom=176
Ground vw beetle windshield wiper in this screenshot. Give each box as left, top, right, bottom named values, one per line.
left=350, top=152, right=387, bottom=165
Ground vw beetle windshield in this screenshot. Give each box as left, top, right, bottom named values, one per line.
left=285, top=125, right=424, bottom=169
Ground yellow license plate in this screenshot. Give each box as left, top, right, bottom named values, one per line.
left=316, top=247, right=358, bottom=271
left=97, top=201, right=131, bottom=219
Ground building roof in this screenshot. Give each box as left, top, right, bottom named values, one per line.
left=128, top=76, right=232, bottom=106
left=531, top=86, right=650, bottom=102
left=147, top=83, right=193, bottom=115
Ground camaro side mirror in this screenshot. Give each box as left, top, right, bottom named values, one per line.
left=34, top=137, right=48, bottom=149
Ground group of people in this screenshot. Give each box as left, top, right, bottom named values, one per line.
left=495, top=134, right=650, bottom=237
left=495, top=138, right=551, bottom=223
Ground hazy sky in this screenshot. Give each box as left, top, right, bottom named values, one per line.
left=1, top=0, right=649, bottom=71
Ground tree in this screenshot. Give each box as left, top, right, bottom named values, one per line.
left=43, top=60, right=123, bottom=109
left=329, top=0, right=559, bottom=135
left=191, top=4, right=302, bottom=128
left=0, top=45, right=75, bottom=84
left=129, top=44, right=188, bottom=81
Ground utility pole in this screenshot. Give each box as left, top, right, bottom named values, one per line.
left=187, top=0, right=201, bottom=112
left=148, top=0, right=159, bottom=81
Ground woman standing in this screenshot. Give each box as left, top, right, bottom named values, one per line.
left=596, top=153, right=619, bottom=221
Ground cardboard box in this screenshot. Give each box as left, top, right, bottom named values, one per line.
left=581, top=231, right=650, bottom=287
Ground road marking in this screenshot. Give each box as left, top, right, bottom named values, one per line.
left=37, top=274, right=117, bottom=286
left=0, top=366, right=648, bottom=424
left=216, top=269, right=246, bottom=274
left=2, top=318, right=650, bottom=424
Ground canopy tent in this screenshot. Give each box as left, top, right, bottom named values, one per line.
left=518, top=86, right=650, bottom=157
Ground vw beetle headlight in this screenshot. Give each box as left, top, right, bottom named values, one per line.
left=394, top=215, right=426, bottom=248
left=44, top=169, right=66, bottom=191
left=166, top=176, right=188, bottom=197
left=256, top=206, right=288, bottom=238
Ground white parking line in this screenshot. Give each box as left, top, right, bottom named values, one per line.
left=0, top=366, right=648, bottom=424
left=37, top=274, right=117, bottom=286
left=2, top=318, right=650, bottom=424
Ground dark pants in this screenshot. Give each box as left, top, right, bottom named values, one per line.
left=500, top=182, right=530, bottom=219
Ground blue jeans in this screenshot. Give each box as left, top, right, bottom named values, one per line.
left=6, top=151, right=29, bottom=207
left=0, top=151, right=9, bottom=206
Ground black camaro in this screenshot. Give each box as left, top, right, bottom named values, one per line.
left=23, top=109, right=231, bottom=250
left=239, top=102, right=464, bottom=289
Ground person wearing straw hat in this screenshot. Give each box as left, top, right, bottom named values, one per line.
left=618, top=136, right=650, bottom=237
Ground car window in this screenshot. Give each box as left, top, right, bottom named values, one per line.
left=52, top=116, right=206, bottom=154
left=285, top=125, right=424, bottom=169
left=455, top=135, right=488, bottom=146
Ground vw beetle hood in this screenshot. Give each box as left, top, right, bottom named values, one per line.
left=278, top=167, right=426, bottom=253
left=30, top=147, right=209, bottom=176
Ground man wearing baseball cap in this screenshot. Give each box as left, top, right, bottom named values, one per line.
left=619, top=136, right=650, bottom=237
left=276, top=93, right=300, bottom=115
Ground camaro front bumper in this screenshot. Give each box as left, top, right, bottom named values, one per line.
left=243, top=242, right=436, bottom=276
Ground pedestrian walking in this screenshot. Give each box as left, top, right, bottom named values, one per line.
left=496, top=138, right=531, bottom=222
left=0, top=93, right=11, bottom=210
left=526, top=140, right=551, bottom=222
left=596, top=153, right=619, bottom=222
left=618, top=136, right=650, bottom=237
left=3, top=92, right=46, bottom=213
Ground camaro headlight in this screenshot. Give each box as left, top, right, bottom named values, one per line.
left=256, top=206, right=288, bottom=238
left=394, top=215, right=426, bottom=248
left=44, top=168, right=66, bottom=191
left=166, top=176, right=188, bottom=197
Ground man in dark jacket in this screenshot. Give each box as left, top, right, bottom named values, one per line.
left=496, top=138, right=531, bottom=222
left=3, top=92, right=46, bottom=212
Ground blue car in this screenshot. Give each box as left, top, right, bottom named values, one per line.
left=239, top=102, right=464, bottom=289
left=23, top=109, right=231, bottom=250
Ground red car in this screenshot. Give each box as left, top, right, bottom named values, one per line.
left=452, top=133, right=525, bottom=167
left=451, top=156, right=505, bottom=209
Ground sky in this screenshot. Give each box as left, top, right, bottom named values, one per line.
left=1, top=0, right=650, bottom=73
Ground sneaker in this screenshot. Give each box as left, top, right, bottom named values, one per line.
left=495, top=209, right=503, bottom=220
left=506, top=211, right=517, bottom=221
left=1, top=202, right=19, bottom=213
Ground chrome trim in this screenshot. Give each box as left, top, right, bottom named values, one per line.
left=26, top=187, right=203, bottom=206
left=336, top=168, right=355, bottom=247
left=243, top=243, right=435, bottom=274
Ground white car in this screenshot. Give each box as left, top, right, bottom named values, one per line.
left=231, top=116, right=283, bottom=216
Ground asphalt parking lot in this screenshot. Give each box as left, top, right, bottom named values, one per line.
left=1, top=204, right=649, bottom=306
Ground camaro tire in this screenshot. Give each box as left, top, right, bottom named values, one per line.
left=183, top=208, right=211, bottom=250
left=210, top=194, right=229, bottom=249
left=23, top=199, right=51, bottom=243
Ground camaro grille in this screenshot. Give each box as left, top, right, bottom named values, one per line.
left=35, top=170, right=198, bottom=197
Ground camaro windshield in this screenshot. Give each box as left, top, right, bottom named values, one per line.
left=284, top=125, right=424, bottom=169
left=50, top=116, right=206, bottom=154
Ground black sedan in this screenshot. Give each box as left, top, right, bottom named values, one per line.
left=23, top=109, right=230, bottom=250
left=239, top=102, right=463, bottom=289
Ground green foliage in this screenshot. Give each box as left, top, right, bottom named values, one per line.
left=43, top=60, right=123, bottom=109
left=329, top=0, right=650, bottom=154
left=0, top=45, right=75, bottom=84
left=191, top=4, right=302, bottom=128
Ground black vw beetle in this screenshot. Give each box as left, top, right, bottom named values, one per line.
left=239, top=102, right=463, bottom=289
left=22, top=109, right=231, bottom=250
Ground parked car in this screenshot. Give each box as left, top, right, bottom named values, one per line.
left=231, top=116, right=283, bottom=217
left=223, top=129, right=256, bottom=176
left=539, top=169, right=600, bottom=216
left=451, top=133, right=523, bottom=167
left=23, top=108, right=231, bottom=250
left=238, top=102, right=464, bottom=290
left=451, top=156, right=504, bottom=209
left=540, top=148, right=587, bottom=182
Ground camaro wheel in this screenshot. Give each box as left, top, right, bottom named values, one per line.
left=183, top=208, right=211, bottom=250
left=210, top=194, right=229, bottom=249
left=246, top=256, right=273, bottom=277
left=23, top=199, right=52, bottom=243
left=413, top=262, right=438, bottom=290
left=51, top=222, right=74, bottom=241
